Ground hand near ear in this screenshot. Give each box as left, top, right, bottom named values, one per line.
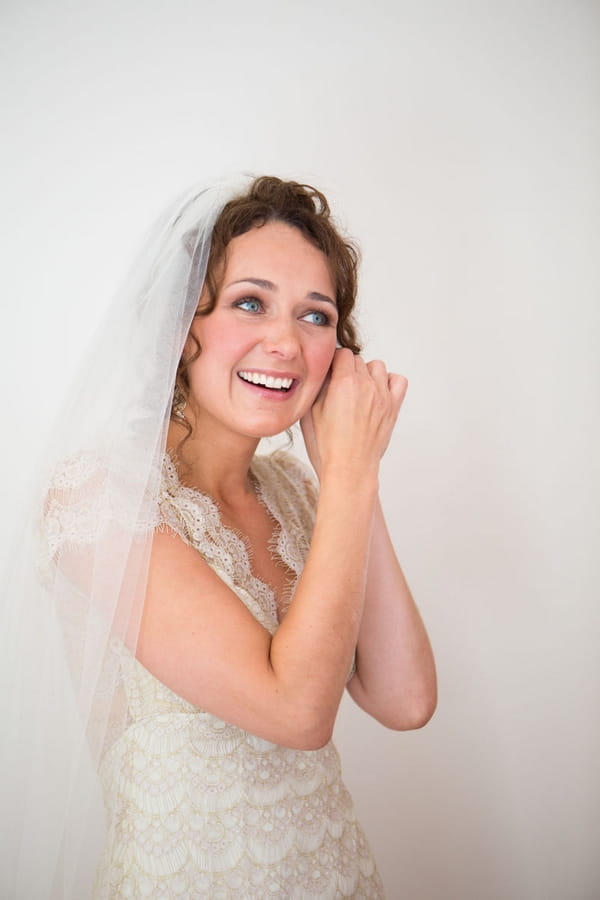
left=301, top=348, right=407, bottom=479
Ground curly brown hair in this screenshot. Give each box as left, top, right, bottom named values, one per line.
left=172, top=175, right=361, bottom=433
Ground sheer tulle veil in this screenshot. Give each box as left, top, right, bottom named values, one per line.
left=0, top=175, right=252, bottom=898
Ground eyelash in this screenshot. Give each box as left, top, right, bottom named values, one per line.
left=302, top=310, right=331, bottom=326
left=233, top=297, right=333, bottom=327
left=235, top=297, right=262, bottom=313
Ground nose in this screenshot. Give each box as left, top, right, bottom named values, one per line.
left=261, top=318, right=300, bottom=360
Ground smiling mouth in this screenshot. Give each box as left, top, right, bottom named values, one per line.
left=238, top=371, right=294, bottom=392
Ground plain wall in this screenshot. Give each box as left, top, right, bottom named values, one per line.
left=1, top=2, right=598, bottom=898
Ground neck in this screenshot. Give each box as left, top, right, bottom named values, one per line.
left=166, top=417, right=261, bottom=504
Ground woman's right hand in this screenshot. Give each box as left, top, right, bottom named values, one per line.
left=301, top=348, right=407, bottom=480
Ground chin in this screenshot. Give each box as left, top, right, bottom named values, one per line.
left=248, top=424, right=295, bottom=440
left=238, top=414, right=299, bottom=440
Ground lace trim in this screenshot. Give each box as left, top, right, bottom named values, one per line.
left=157, top=452, right=316, bottom=629
left=92, top=452, right=375, bottom=897
left=38, top=451, right=160, bottom=580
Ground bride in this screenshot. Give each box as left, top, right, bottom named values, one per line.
left=1, top=175, right=436, bottom=898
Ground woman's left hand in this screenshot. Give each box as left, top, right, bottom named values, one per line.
left=301, top=353, right=407, bottom=478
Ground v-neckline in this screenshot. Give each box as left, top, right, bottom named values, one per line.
left=163, top=452, right=297, bottom=624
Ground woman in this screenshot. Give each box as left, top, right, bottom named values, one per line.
left=1, top=175, right=436, bottom=898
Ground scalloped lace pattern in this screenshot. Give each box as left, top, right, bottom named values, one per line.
left=95, top=452, right=384, bottom=898
left=40, top=452, right=159, bottom=560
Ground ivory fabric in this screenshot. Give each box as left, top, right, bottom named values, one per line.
left=94, top=451, right=384, bottom=898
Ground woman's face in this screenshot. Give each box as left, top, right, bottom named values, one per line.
left=184, top=221, right=338, bottom=440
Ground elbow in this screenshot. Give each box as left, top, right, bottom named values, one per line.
left=386, top=689, right=437, bottom=732
left=294, top=729, right=334, bottom=751
left=365, top=681, right=437, bottom=732
left=294, top=719, right=335, bottom=751
left=283, top=708, right=336, bottom=751
left=401, top=696, right=437, bottom=730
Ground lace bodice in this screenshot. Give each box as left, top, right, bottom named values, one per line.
left=94, top=451, right=384, bottom=899
left=157, top=451, right=316, bottom=628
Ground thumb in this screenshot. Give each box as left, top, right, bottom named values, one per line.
left=300, top=408, right=321, bottom=475
left=300, top=406, right=315, bottom=447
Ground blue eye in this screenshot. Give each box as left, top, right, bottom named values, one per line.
left=235, top=298, right=262, bottom=313
left=302, top=310, right=331, bottom=326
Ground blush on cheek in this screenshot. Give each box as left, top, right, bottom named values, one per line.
left=191, top=316, right=250, bottom=358
left=316, top=344, right=336, bottom=381
left=306, top=354, right=335, bottom=407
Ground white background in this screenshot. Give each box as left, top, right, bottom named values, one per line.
left=1, top=2, right=598, bottom=898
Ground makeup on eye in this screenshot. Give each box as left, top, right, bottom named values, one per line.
left=234, top=297, right=263, bottom=313
left=300, top=310, right=332, bottom=326
left=232, top=296, right=336, bottom=327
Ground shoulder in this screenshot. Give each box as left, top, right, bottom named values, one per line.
left=42, top=451, right=153, bottom=555
left=39, top=449, right=160, bottom=586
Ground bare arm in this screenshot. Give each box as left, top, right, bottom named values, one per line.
left=137, top=349, right=400, bottom=749
left=346, top=497, right=437, bottom=729
left=302, top=359, right=437, bottom=731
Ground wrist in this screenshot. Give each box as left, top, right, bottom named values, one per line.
left=319, top=461, right=379, bottom=496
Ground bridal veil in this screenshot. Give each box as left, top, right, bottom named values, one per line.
left=0, top=175, right=251, bottom=898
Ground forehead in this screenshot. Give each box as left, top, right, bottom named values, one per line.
left=223, top=221, right=334, bottom=287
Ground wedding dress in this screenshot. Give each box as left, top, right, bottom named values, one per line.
left=93, top=451, right=384, bottom=897
left=0, top=175, right=384, bottom=898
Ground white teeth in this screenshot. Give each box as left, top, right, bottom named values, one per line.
left=238, top=371, right=293, bottom=391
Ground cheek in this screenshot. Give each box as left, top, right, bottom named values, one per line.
left=304, top=339, right=336, bottom=398
left=312, top=339, right=336, bottom=379
left=190, top=317, right=253, bottom=364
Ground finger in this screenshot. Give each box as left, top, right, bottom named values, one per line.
left=306, top=361, right=333, bottom=415
left=366, top=359, right=387, bottom=375
left=388, top=373, right=408, bottom=407
left=365, top=359, right=389, bottom=388
left=353, top=354, right=369, bottom=374
left=300, top=406, right=314, bottom=433
left=300, top=410, right=315, bottom=450
left=331, top=346, right=359, bottom=375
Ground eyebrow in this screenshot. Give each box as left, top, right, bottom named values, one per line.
left=229, top=278, right=337, bottom=308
